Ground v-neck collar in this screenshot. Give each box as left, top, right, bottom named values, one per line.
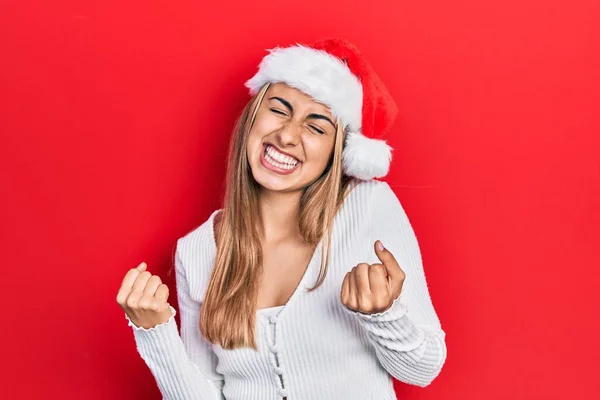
left=207, top=208, right=323, bottom=319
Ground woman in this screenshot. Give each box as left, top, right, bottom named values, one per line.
left=116, top=38, right=447, bottom=400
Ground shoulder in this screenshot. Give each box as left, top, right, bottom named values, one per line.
left=346, top=178, right=396, bottom=206
left=174, top=209, right=221, bottom=300
left=347, top=179, right=407, bottom=227
left=177, top=210, right=218, bottom=257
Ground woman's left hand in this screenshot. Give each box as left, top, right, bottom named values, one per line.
left=341, top=240, right=406, bottom=314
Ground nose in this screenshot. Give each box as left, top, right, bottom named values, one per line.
left=276, top=120, right=302, bottom=147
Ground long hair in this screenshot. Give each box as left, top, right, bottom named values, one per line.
left=200, top=82, right=357, bottom=349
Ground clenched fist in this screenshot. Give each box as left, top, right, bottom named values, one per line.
left=341, top=240, right=406, bottom=314
left=116, top=262, right=173, bottom=329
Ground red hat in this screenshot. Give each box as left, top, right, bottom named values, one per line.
left=245, top=37, right=398, bottom=180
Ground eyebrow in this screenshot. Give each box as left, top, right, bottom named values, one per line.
left=269, top=96, right=337, bottom=129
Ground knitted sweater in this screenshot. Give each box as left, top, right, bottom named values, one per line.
left=125, top=179, right=447, bottom=399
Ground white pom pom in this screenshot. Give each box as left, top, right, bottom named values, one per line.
left=342, top=131, right=393, bottom=180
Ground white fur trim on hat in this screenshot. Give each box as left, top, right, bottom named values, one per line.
left=342, top=131, right=393, bottom=180
left=245, top=44, right=363, bottom=133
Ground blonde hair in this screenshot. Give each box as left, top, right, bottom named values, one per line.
left=200, top=82, right=357, bottom=349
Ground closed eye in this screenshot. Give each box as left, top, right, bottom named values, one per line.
left=270, top=108, right=287, bottom=116
left=270, top=107, right=324, bottom=134
left=309, top=125, right=325, bottom=134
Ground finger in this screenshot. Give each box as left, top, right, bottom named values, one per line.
left=368, top=263, right=389, bottom=296
left=154, top=284, right=170, bottom=304
left=125, top=288, right=143, bottom=309
left=374, top=240, right=405, bottom=282
left=144, top=275, right=162, bottom=298
left=355, top=263, right=371, bottom=295
left=341, top=273, right=350, bottom=303
left=131, top=271, right=152, bottom=295
left=347, top=268, right=358, bottom=310
left=119, top=263, right=146, bottom=290
left=138, top=279, right=165, bottom=310
left=116, top=263, right=147, bottom=304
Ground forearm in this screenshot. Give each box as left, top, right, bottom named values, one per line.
left=344, top=297, right=447, bottom=387
left=126, top=308, right=224, bottom=400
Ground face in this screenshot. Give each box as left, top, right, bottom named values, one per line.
left=246, top=83, right=338, bottom=193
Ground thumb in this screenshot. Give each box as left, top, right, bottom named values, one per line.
left=374, top=240, right=403, bottom=280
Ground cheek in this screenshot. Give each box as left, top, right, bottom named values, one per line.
left=251, top=111, right=281, bottom=135
left=304, top=137, right=335, bottom=164
left=247, top=114, right=274, bottom=149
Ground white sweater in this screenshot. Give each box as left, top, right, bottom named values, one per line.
left=125, top=179, right=447, bottom=399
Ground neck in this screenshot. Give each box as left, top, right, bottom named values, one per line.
left=257, top=188, right=303, bottom=243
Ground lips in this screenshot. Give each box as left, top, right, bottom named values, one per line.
left=260, top=144, right=301, bottom=175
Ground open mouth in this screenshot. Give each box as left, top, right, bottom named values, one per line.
left=263, top=144, right=301, bottom=170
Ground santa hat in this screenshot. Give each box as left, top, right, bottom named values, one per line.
left=245, top=37, right=398, bottom=181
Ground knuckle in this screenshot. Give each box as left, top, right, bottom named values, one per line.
left=137, top=298, right=151, bottom=310
left=357, top=295, right=372, bottom=311
left=374, top=296, right=388, bottom=309
left=371, top=264, right=385, bottom=275
left=116, top=293, right=126, bottom=306
left=125, top=297, right=138, bottom=309
left=139, top=271, right=151, bottom=279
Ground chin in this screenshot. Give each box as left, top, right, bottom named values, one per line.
left=253, top=171, right=297, bottom=191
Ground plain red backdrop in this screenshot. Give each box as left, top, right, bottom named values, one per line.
left=1, top=0, right=599, bottom=399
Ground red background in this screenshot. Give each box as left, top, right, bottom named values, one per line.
left=1, top=1, right=599, bottom=399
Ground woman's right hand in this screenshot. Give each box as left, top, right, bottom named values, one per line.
left=116, top=262, right=173, bottom=329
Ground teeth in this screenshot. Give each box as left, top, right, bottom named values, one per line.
left=265, top=145, right=299, bottom=170
left=266, top=145, right=299, bottom=166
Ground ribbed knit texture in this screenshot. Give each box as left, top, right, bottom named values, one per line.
left=125, top=179, right=447, bottom=399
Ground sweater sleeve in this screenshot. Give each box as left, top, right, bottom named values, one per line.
left=124, top=240, right=225, bottom=399
left=343, top=181, right=448, bottom=387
